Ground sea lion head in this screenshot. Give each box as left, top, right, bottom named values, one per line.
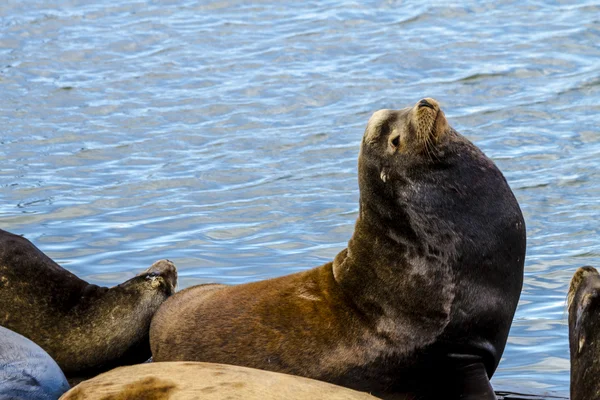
left=135, top=259, right=178, bottom=296
left=357, top=97, right=519, bottom=241
left=359, top=98, right=459, bottom=206
left=362, top=97, right=448, bottom=161
left=568, top=266, right=600, bottom=400
left=568, top=266, right=600, bottom=356
left=111, top=259, right=178, bottom=299
left=359, top=98, right=454, bottom=216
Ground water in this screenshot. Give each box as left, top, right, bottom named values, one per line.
left=1, top=1, right=599, bottom=395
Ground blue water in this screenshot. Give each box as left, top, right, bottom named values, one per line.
left=1, top=1, right=599, bottom=395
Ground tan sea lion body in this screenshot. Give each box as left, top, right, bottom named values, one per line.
left=60, top=362, right=380, bottom=400
left=0, top=229, right=177, bottom=378
left=150, top=99, right=526, bottom=399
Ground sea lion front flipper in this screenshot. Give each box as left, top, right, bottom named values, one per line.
left=447, top=361, right=495, bottom=400
left=413, top=360, right=494, bottom=400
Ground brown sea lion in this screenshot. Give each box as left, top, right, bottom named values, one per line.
left=150, top=98, right=526, bottom=399
left=568, top=266, right=600, bottom=400
left=60, top=361, right=380, bottom=400
left=0, top=229, right=177, bottom=379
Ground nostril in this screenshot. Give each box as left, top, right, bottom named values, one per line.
left=418, top=99, right=434, bottom=109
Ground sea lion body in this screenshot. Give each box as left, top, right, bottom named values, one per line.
left=0, top=325, right=70, bottom=400
left=0, top=229, right=177, bottom=378
left=568, top=266, right=600, bottom=400
left=150, top=99, right=526, bottom=399
left=60, top=361, right=379, bottom=400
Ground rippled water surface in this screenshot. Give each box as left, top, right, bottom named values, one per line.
left=2, top=1, right=600, bottom=395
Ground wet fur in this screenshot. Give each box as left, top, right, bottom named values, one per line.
left=150, top=99, right=526, bottom=398
left=0, top=229, right=177, bottom=377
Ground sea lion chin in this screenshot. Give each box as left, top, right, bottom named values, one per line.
left=568, top=266, right=600, bottom=400
left=150, top=98, right=526, bottom=399
left=0, top=229, right=177, bottom=378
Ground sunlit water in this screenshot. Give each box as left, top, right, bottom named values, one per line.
left=1, top=1, right=599, bottom=396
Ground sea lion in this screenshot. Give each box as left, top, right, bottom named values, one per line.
left=150, top=98, right=526, bottom=399
left=568, top=266, right=600, bottom=400
left=0, top=325, right=70, bottom=400
left=0, top=229, right=177, bottom=379
left=60, top=361, right=379, bottom=400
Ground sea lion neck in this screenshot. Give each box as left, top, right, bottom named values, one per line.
left=332, top=201, right=428, bottom=287
left=332, top=203, right=455, bottom=345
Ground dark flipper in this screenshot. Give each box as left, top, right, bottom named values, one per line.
left=412, top=361, right=496, bottom=400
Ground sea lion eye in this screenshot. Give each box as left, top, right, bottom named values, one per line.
left=391, top=136, right=400, bottom=148
left=146, top=272, right=161, bottom=280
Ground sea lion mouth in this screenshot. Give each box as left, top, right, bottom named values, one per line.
left=418, top=99, right=435, bottom=110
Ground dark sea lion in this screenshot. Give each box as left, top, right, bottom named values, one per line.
left=0, top=229, right=177, bottom=379
left=60, top=361, right=379, bottom=400
left=568, top=266, right=600, bottom=400
left=150, top=98, right=526, bottom=399
left=0, top=325, right=70, bottom=400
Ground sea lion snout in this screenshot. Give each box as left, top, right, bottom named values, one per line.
left=140, top=259, right=178, bottom=294
left=412, top=97, right=448, bottom=144
left=418, top=98, right=435, bottom=109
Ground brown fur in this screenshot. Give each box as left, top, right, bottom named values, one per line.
left=0, top=229, right=177, bottom=377
left=150, top=99, right=526, bottom=399
left=60, top=362, right=379, bottom=400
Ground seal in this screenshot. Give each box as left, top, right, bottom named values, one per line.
left=0, top=229, right=177, bottom=378
left=568, top=266, right=600, bottom=400
left=60, top=361, right=379, bottom=400
left=0, top=325, right=70, bottom=400
left=150, top=98, right=526, bottom=399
